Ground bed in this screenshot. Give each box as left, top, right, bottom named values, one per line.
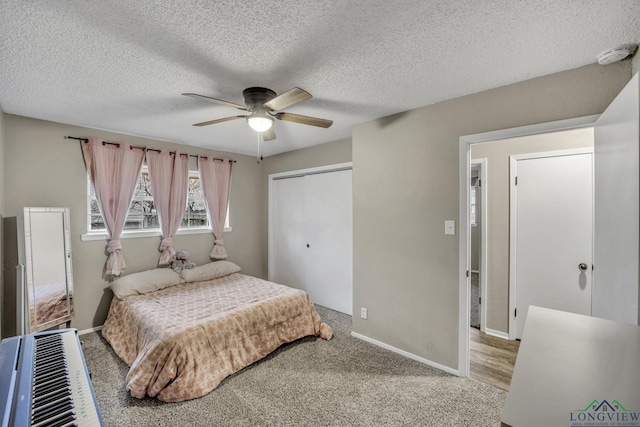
left=28, top=282, right=73, bottom=332
left=101, top=261, right=332, bottom=402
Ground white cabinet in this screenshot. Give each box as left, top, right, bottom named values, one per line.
left=269, top=166, right=353, bottom=315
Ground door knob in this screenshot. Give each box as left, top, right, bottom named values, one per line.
left=578, top=263, right=588, bottom=271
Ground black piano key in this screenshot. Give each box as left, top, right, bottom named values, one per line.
left=34, top=377, right=69, bottom=398
left=36, top=336, right=61, bottom=344
left=35, top=343, right=64, bottom=355
left=33, top=386, right=71, bottom=407
left=35, top=334, right=62, bottom=344
left=34, top=384, right=70, bottom=401
left=32, top=396, right=72, bottom=424
left=34, top=363, right=67, bottom=377
left=35, top=337, right=63, bottom=349
left=35, top=362, right=67, bottom=375
left=35, top=348, right=64, bottom=360
left=48, top=412, right=77, bottom=427
left=34, top=366, right=67, bottom=381
left=34, top=348, right=64, bottom=361
left=35, top=358, right=66, bottom=372
left=32, top=407, right=74, bottom=427
left=34, top=367, right=68, bottom=386
left=34, top=375, right=70, bottom=391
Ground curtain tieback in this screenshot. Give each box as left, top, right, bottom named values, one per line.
left=159, top=237, right=174, bottom=251
left=106, top=240, right=122, bottom=254
left=158, top=237, right=177, bottom=265
left=214, top=238, right=224, bottom=246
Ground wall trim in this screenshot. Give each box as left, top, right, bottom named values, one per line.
left=78, top=325, right=103, bottom=335
left=484, top=328, right=509, bottom=340
left=351, top=331, right=459, bottom=376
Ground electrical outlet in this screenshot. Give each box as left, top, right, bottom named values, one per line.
left=361, top=307, right=368, bottom=319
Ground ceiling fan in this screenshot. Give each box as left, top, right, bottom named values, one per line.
left=182, top=87, right=333, bottom=141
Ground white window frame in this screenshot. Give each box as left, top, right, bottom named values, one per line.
left=82, top=168, right=231, bottom=241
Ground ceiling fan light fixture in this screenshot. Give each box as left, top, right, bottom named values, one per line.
left=247, top=115, right=273, bottom=132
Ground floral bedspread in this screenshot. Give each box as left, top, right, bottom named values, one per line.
left=101, top=273, right=332, bottom=402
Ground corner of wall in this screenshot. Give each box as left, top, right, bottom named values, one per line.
left=0, top=105, right=5, bottom=338
left=632, top=51, right=640, bottom=77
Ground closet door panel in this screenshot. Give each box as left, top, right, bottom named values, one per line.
left=270, top=177, right=308, bottom=292
left=304, top=170, right=353, bottom=315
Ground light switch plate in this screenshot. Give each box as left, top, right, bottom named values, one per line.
left=445, top=220, right=456, bottom=235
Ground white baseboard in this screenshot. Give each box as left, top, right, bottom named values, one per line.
left=78, top=325, right=103, bottom=335
left=351, top=331, right=459, bottom=376
left=485, top=328, right=509, bottom=340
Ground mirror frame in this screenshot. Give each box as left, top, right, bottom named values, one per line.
left=16, top=207, right=74, bottom=334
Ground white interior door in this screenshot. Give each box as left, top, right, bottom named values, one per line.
left=593, top=73, right=640, bottom=325
left=271, top=177, right=308, bottom=292
left=304, top=170, right=353, bottom=315
left=512, top=150, right=593, bottom=339
left=269, top=166, right=353, bottom=315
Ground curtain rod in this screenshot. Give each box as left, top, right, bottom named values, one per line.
left=64, top=136, right=236, bottom=163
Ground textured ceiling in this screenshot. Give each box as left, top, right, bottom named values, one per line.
left=0, top=1, right=639, bottom=157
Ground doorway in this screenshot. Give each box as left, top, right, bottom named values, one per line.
left=460, top=73, right=640, bottom=378
left=457, top=115, right=599, bottom=377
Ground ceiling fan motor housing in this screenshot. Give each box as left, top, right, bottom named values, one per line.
left=243, top=87, right=277, bottom=110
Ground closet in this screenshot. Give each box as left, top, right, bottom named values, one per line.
left=269, top=164, right=353, bottom=315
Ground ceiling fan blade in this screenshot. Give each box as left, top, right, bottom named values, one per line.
left=193, top=115, right=247, bottom=127
left=275, top=112, right=333, bottom=128
left=182, top=93, right=250, bottom=111
left=264, top=87, right=311, bottom=111
left=263, top=127, right=276, bottom=141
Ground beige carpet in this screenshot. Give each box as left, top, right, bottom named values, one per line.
left=80, top=305, right=506, bottom=426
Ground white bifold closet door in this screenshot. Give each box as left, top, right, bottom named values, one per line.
left=271, top=169, right=353, bottom=315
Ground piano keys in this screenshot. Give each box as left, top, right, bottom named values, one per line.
left=0, top=329, right=104, bottom=427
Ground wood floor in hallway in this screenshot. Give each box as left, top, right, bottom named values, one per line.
left=469, top=327, right=520, bottom=391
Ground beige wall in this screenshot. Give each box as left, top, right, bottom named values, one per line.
left=471, top=127, right=594, bottom=333
left=2, top=115, right=264, bottom=336
left=260, top=138, right=352, bottom=277
left=352, top=61, right=631, bottom=370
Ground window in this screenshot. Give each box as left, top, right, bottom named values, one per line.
left=470, top=186, right=476, bottom=226
left=87, top=167, right=228, bottom=236
left=470, top=178, right=477, bottom=227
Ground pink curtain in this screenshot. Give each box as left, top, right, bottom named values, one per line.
left=81, top=138, right=144, bottom=277
left=146, top=150, right=188, bottom=265
left=198, top=157, right=232, bottom=260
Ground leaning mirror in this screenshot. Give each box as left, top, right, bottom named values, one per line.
left=16, top=207, right=74, bottom=334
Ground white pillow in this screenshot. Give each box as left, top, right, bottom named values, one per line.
left=181, top=260, right=241, bottom=283
left=110, top=268, right=182, bottom=299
